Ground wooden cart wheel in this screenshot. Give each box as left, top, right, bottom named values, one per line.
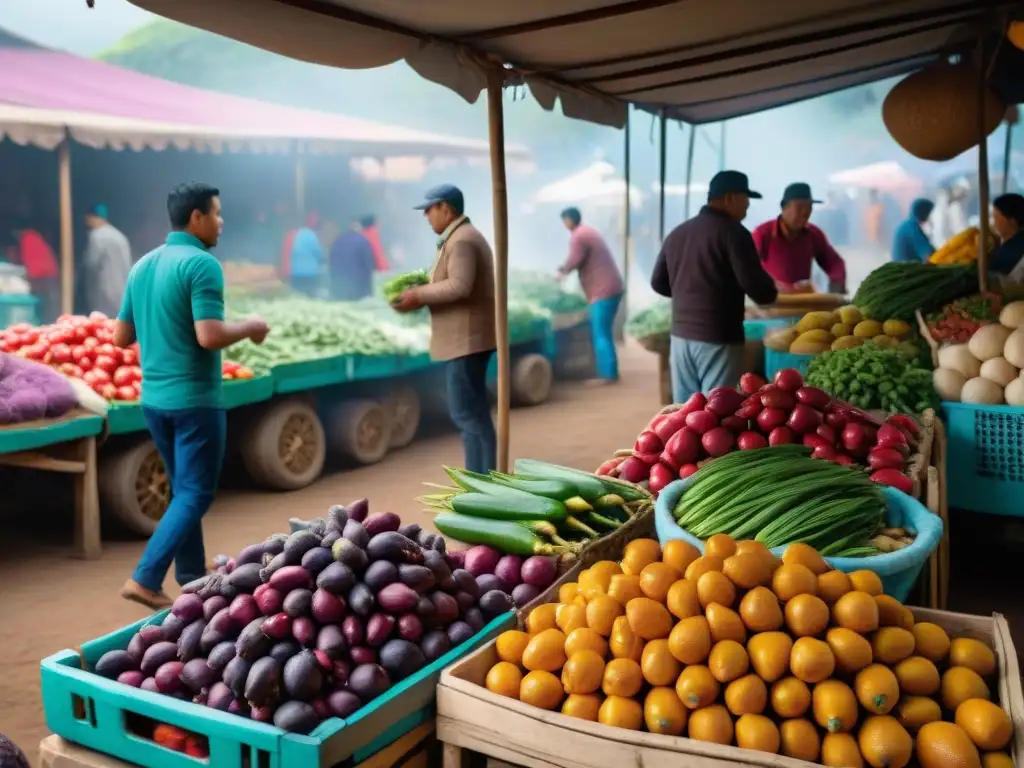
left=98, top=439, right=169, bottom=536
left=511, top=353, right=553, bottom=407
left=241, top=399, right=326, bottom=490
left=382, top=383, right=422, bottom=449
left=326, top=399, right=392, bottom=465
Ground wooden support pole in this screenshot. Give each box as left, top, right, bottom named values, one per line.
left=618, top=111, right=632, bottom=341
left=658, top=110, right=667, bottom=243
left=486, top=69, right=511, bottom=474
left=977, top=36, right=992, bottom=292
left=1002, top=120, right=1013, bottom=194
left=684, top=123, right=697, bottom=220
left=58, top=138, right=74, bottom=316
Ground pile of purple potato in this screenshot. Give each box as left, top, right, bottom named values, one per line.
left=92, top=501, right=527, bottom=735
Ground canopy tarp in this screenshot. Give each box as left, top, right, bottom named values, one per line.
left=0, top=33, right=530, bottom=158
left=126, top=0, right=1022, bottom=127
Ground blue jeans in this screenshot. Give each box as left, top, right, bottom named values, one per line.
left=669, top=336, right=744, bottom=404
left=133, top=407, right=227, bottom=592
left=446, top=350, right=496, bottom=474
left=590, top=293, right=622, bottom=380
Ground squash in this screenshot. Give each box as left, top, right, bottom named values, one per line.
left=853, top=320, right=883, bottom=338
left=882, top=319, right=911, bottom=338
left=793, top=330, right=833, bottom=346
left=796, top=312, right=838, bottom=334
left=832, top=336, right=865, bottom=351
left=831, top=323, right=853, bottom=338
left=979, top=357, right=1019, bottom=387
left=871, top=335, right=899, bottom=349
left=999, top=300, right=1024, bottom=329
left=765, top=328, right=798, bottom=352
left=1003, top=328, right=1024, bottom=368
left=968, top=324, right=1012, bottom=362
left=837, top=306, right=863, bottom=326
left=932, top=368, right=966, bottom=402
left=790, top=340, right=832, bottom=355
left=937, top=344, right=981, bottom=378
left=960, top=377, right=1005, bottom=405
left=1005, top=377, right=1024, bottom=406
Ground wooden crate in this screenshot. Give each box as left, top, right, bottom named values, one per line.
left=437, top=607, right=1023, bottom=768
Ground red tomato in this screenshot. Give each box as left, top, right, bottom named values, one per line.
left=128, top=365, right=142, bottom=381
left=112, top=367, right=135, bottom=387
left=0, top=341, right=10, bottom=353
left=92, top=368, right=112, bottom=385
left=82, top=370, right=101, bottom=386
left=132, top=379, right=142, bottom=394
left=121, top=348, right=138, bottom=366
left=73, top=326, right=90, bottom=342
left=49, top=343, right=72, bottom=364
left=96, top=328, right=114, bottom=343
left=78, top=357, right=94, bottom=372
left=96, top=343, right=116, bottom=357
left=58, top=362, right=81, bottom=378
left=9, top=323, right=31, bottom=334
left=89, top=311, right=109, bottom=322
left=115, top=385, right=137, bottom=401
left=99, top=383, right=117, bottom=400
left=93, top=354, right=118, bottom=374
left=23, top=344, right=47, bottom=361
left=22, top=329, right=39, bottom=344
left=70, top=344, right=90, bottom=361
left=83, top=336, right=99, bottom=349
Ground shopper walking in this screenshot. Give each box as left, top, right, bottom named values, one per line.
left=288, top=212, right=325, bottom=296
left=651, top=170, right=778, bottom=403
left=891, top=198, right=936, bottom=263
left=392, top=184, right=497, bottom=473
left=557, top=207, right=625, bottom=383
left=82, top=204, right=132, bottom=317
left=329, top=217, right=377, bottom=301
left=114, top=182, right=270, bottom=609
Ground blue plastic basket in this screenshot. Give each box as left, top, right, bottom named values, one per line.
left=0, top=293, right=39, bottom=327
left=764, top=348, right=815, bottom=381
left=743, top=318, right=795, bottom=341
left=942, top=401, right=1024, bottom=518
left=41, top=610, right=515, bottom=768
left=654, top=477, right=943, bottom=603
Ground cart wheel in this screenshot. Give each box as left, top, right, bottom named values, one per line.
left=326, top=399, right=392, bottom=465
left=511, top=353, right=553, bottom=407
left=241, top=400, right=326, bottom=490
left=382, top=384, right=422, bottom=449
left=98, top=439, right=169, bottom=536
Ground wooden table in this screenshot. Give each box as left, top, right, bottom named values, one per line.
left=0, top=409, right=104, bottom=559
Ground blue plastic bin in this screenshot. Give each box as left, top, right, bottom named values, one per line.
left=942, top=401, right=1024, bottom=518
left=0, top=294, right=39, bottom=328
left=42, top=609, right=515, bottom=768
left=743, top=318, right=794, bottom=341
left=654, top=477, right=943, bottom=602
left=764, top=348, right=815, bottom=381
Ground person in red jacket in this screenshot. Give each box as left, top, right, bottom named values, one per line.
left=9, top=223, right=60, bottom=321
left=360, top=215, right=389, bottom=272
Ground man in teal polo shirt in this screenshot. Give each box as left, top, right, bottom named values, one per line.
left=114, top=182, right=270, bottom=609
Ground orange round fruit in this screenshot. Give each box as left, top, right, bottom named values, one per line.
left=625, top=597, right=673, bottom=640
left=525, top=603, right=557, bottom=634
left=858, top=715, right=913, bottom=768
left=620, top=539, right=661, bottom=576
left=779, top=717, right=821, bottom=762
left=561, top=650, right=605, bottom=695
left=818, top=570, right=853, bottom=604
left=688, top=704, right=734, bottom=745
left=832, top=591, right=880, bottom=634
left=564, top=627, right=608, bottom=658
left=725, top=673, right=768, bottom=716
left=609, top=615, right=644, bottom=662
left=771, top=677, right=811, bottom=718
left=519, top=670, right=564, bottom=710
left=606, top=574, right=643, bottom=606
left=640, top=639, right=682, bottom=686
left=643, top=687, right=688, bottom=736
left=848, top=569, right=884, bottom=596
left=485, top=662, right=522, bottom=698
left=666, top=578, right=701, bottom=619
left=772, top=563, right=819, bottom=601
left=521, top=628, right=568, bottom=672
left=781, top=542, right=829, bottom=575
left=748, top=631, right=794, bottom=682
left=561, top=693, right=601, bottom=721
left=736, top=713, right=781, bottom=754
left=684, top=554, right=724, bottom=582
left=585, top=594, right=623, bottom=637
left=722, top=552, right=772, bottom=589
left=790, top=637, right=836, bottom=683
left=661, top=539, right=701, bottom=575
left=706, top=602, right=748, bottom=644
left=675, top=664, right=720, bottom=710
left=602, top=657, right=643, bottom=698
left=639, top=561, right=681, bottom=603
left=598, top=695, right=643, bottom=730
left=706, top=533, right=737, bottom=559
left=555, top=603, right=587, bottom=635
left=785, top=593, right=831, bottom=637
left=495, top=630, right=530, bottom=665
left=826, top=627, right=874, bottom=674
left=739, top=586, right=784, bottom=633
left=708, top=639, right=749, bottom=683
left=697, top=570, right=736, bottom=608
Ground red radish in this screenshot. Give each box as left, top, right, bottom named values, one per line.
left=760, top=386, right=795, bottom=410
left=676, top=392, right=708, bottom=417
left=886, top=413, right=919, bottom=436
left=870, top=468, right=913, bottom=493
left=876, top=423, right=909, bottom=447
left=815, top=424, right=836, bottom=444
left=737, top=431, right=768, bottom=450
left=661, top=427, right=701, bottom=470
left=867, top=447, right=906, bottom=471
left=773, top=368, right=804, bottom=392
left=811, top=444, right=837, bottom=461
left=633, top=430, right=664, bottom=454
left=646, top=413, right=669, bottom=433
left=735, top=395, right=762, bottom=420
left=720, top=415, right=748, bottom=432
left=648, top=463, right=676, bottom=493
left=787, top=404, right=822, bottom=434
left=756, top=407, right=787, bottom=432
left=706, top=389, right=745, bottom=417
left=701, top=427, right=735, bottom=457
left=685, top=410, right=719, bottom=435
left=632, top=451, right=662, bottom=466
left=795, top=386, right=830, bottom=409
left=595, top=456, right=626, bottom=476
left=841, top=423, right=868, bottom=453
left=678, top=463, right=700, bottom=479
left=803, top=433, right=830, bottom=450
left=617, top=456, right=650, bottom=484
left=825, top=411, right=847, bottom=432
left=768, top=426, right=795, bottom=445
left=739, top=373, right=767, bottom=394
left=654, top=410, right=689, bottom=442
left=834, top=453, right=855, bottom=466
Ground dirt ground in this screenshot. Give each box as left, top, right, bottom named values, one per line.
left=0, top=343, right=1020, bottom=765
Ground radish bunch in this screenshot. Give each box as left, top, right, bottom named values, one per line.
left=596, top=368, right=919, bottom=496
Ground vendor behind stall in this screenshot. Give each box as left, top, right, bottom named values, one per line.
left=891, top=198, right=936, bottom=263
left=82, top=204, right=132, bottom=317
left=329, top=217, right=376, bottom=301
left=751, top=183, right=847, bottom=295
left=8, top=219, right=59, bottom=322
left=288, top=212, right=325, bottom=296
left=993, top=193, right=1024, bottom=280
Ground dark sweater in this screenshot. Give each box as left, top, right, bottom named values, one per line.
left=651, top=206, right=778, bottom=345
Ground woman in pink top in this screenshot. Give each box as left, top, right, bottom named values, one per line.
left=558, top=207, right=625, bottom=382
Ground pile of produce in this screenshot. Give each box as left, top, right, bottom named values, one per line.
left=671, top=447, right=888, bottom=556
left=626, top=302, right=671, bottom=344
left=853, top=262, right=978, bottom=323
left=423, top=462, right=652, bottom=561
left=765, top=306, right=917, bottom=357
left=0, top=315, right=253, bottom=402
left=925, top=293, right=1004, bottom=344
left=597, top=369, right=920, bottom=495
left=932, top=301, right=1024, bottom=405
left=482, top=536, right=1013, bottom=768
left=509, top=271, right=588, bottom=315
left=0, top=353, right=80, bottom=425
left=381, top=270, right=430, bottom=304
left=928, top=227, right=996, bottom=266
left=807, top=344, right=938, bottom=414
left=90, top=500, right=515, bottom=735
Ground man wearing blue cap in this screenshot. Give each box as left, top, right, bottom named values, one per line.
left=393, top=184, right=497, bottom=473
left=651, top=171, right=778, bottom=403
left=83, top=203, right=132, bottom=317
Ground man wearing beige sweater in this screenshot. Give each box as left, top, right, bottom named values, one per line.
left=392, top=185, right=497, bottom=473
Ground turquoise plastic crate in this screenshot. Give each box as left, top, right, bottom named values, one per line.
left=222, top=376, right=275, bottom=409
left=42, top=609, right=515, bottom=768
left=654, top=477, right=943, bottom=603
left=942, top=401, right=1024, bottom=518
left=743, top=317, right=794, bottom=341
left=106, top=403, right=147, bottom=435
left=0, top=413, right=104, bottom=455
left=0, top=294, right=39, bottom=328
left=765, top=348, right=814, bottom=381
left=351, top=354, right=401, bottom=381
left=272, top=355, right=351, bottom=394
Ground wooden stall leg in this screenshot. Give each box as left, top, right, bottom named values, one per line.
left=442, top=742, right=464, bottom=768
left=74, top=435, right=101, bottom=560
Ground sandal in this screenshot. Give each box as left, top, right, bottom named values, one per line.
left=120, top=579, right=173, bottom=610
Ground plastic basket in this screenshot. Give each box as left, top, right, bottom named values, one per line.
left=654, top=477, right=943, bottom=602
left=743, top=318, right=793, bottom=341
left=942, top=401, right=1024, bottom=518
left=106, top=403, right=147, bottom=435
left=41, top=609, right=515, bottom=768
left=0, top=293, right=39, bottom=327
left=764, top=348, right=814, bottom=381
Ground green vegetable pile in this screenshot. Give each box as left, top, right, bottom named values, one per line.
left=422, top=460, right=652, bottom=556
left=806, top=342, right=938, bottom=414
left=625, top=301, right=671, bottom=341
left=673, top=446, right=887, bottom=556
left=509, top=271, right=588, bottom=314
left=852, top=262, right=977, bottom=322
left=381, top=270, right=430, bottom=303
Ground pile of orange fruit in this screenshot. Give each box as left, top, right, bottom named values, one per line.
left=484, top=536, right=1016, bottom=768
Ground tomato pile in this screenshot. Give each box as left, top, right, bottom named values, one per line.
left=925, top=292, right=1003, bottom=344
left=0, top=313, right=253, bottom=402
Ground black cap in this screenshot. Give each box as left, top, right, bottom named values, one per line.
left=780, top=182, right=822, bottom=207
left=413, top=184, right=464, bottom=216
left=707, top=170, right=762, bottom=201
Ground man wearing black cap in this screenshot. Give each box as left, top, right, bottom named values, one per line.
left=393, top=184, right=497, bottom=473
left=751, top=183, right=847, bottom=294
left=651, top=170, right=778, bottom=403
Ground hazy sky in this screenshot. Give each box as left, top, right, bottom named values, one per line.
left=0, top=0, right=153, bottom=54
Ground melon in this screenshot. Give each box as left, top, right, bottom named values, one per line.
left=961, top=377, right=1005, bottom=405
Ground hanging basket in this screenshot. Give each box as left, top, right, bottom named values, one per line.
left=882, top=62, right=1005, bottom=162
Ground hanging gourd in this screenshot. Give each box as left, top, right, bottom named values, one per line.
left=882, top=61, right=1006, bottom=161
left=1007, top=21, right=1024, bottom=50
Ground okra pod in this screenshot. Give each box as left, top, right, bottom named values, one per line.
left=433, top=513, right=565, bottom=556
left=488, top=471, right=593, bottom=512
left=448, top=491, right=568, bottom=523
